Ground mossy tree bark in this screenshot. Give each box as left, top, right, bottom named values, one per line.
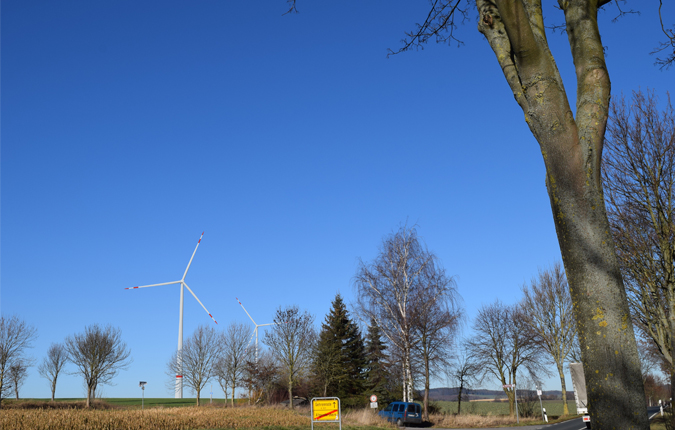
left=475, top=0, right=648, bottom=428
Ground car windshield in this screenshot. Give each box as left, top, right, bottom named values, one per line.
left=384, top=404, right=392, bottom=412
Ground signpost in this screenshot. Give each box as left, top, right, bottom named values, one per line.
left=536, top=384, right=546, bottom=422
left=502, top=384, right=519, bottom=423
left=370, top=395, right=378, bottom=409
left=139, top=381, right=147, bottom=409
left=311, top=397, right=341, bottom=430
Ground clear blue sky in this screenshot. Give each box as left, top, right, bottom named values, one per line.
left=1, top=1, right=672, bottom=400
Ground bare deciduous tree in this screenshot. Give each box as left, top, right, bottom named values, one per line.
left=603, top=89, right=675, bottom=423
left=38, top=343, right=68, bottom=401
left=447, top=340, right=481, bottom=415
left=167, top=324, right=223, bottom=406
left=263, top=305, right=315, bottom=409
left=8, top=359, right=31, bottom=400
left=0, top=315, right=37, bottom=407
left=520, top=262, right=577, bottom=415
left=213, top=322, right=251, bottom=406
left=355, top=224, right=438, bottom=402
left=468, top=301, right=547, bottom=417
left=411, top=268, right=463, bottom=420
left=65, top=324, right=131, bottom=408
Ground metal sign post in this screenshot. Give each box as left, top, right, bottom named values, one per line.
left=536, top=384, right=545, bottom=422
left=139, top=382, right=147, bottom=409
left=311, top=397, right=341, bottom=430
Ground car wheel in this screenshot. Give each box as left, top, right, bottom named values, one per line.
left=396, top=418, right=404, bottom=427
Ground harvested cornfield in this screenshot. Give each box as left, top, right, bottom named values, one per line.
left=0, top=405, right=311, bottom=430
left=429, top=412, right=539, bottom=427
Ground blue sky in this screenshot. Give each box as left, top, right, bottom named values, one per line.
left=2, top=1, right=673, bottom=400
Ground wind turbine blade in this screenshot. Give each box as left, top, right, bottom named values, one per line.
left=257, top=323, right=276, bottom=327
left=181, top=232, right=204, bottom=281
left=235, top=297, right=257, bottom=325
left=125, top=280, right=182, bottom=290
left=183, top=282, right=218, bottom=324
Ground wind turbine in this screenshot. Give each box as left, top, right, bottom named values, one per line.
left=236, top=297, right=276, bottom=362
left=126, top=232, right=217, bottom=399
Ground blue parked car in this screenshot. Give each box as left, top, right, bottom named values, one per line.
left=378, top=401, right=423, bottom=427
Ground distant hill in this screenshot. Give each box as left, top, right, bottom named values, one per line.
left=426, top=387, right=573, bottom=401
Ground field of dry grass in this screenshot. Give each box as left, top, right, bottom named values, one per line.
left=0, top=401, right=559, bottom=429
left=0, top=404, right=311, bottom=430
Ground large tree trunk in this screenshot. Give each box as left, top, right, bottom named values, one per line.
left=476, top=1, right=649, bottom=428
left=457, top=383, right=463, bottom=415
left=231, top=385, right=235, bottom=407
left=506, top=388, right=515, bottom=417
left=288, top=382, right=294, bottom=410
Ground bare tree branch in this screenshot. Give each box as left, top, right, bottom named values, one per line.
left=652, top=0, right=675, bottom=69
left=388, top=0, right=470, bottom=57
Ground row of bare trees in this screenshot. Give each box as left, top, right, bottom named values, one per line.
left=0, top=318, right=131, bottom=408
left=168, top=305, right=316, bottom=408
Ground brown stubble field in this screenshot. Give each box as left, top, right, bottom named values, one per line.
left=0, top=400, right=567, bottom=429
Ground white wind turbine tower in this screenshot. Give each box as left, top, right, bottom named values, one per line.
left=126, top=232, right=218, bottom=399
left=236, top=297, right=276, bottom=362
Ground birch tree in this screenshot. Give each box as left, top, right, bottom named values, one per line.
left=354, top=224, right=438, bottom=402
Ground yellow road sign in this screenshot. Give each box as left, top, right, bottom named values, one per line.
left=312, top=398, right=339, bottom=421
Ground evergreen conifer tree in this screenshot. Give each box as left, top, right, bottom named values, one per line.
left=364, top=318, right=390, bottom=398
left=312, top=294, right=366, bottom=399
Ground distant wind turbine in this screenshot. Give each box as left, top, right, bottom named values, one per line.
left=236, top=297, right=277, bottom=362
left=126, top=232, right=217, bottom=399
